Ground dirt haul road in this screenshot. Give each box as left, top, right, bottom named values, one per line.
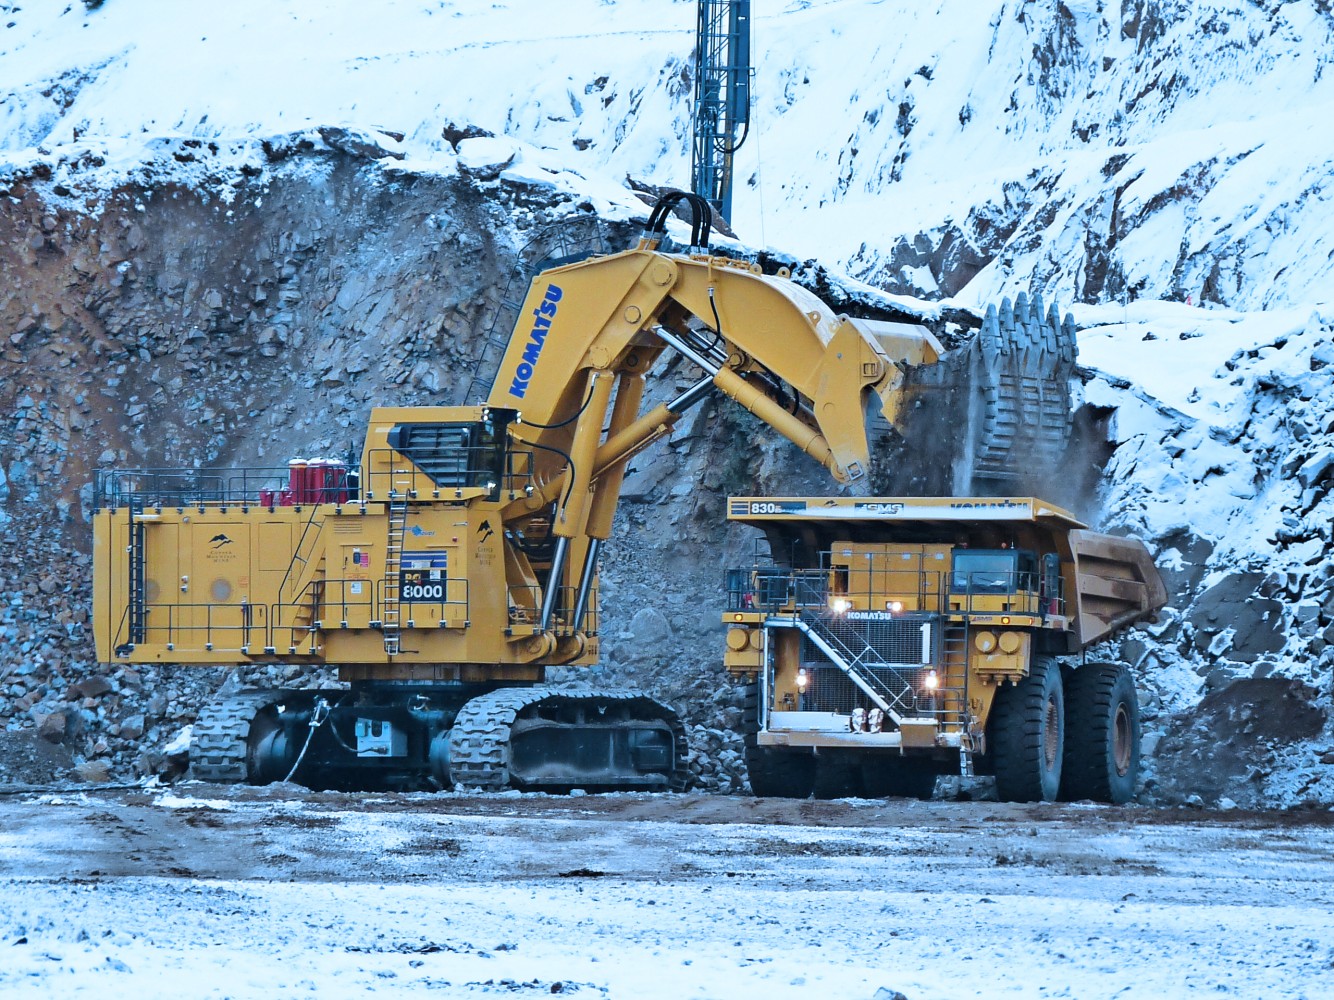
left=1, top=788, right=1332, bottom=999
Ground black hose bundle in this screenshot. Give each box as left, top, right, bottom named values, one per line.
left=644, top=190, right=713, bottom=249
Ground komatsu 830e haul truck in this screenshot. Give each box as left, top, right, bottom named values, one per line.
left=722, top=496, right=1166, bottom=802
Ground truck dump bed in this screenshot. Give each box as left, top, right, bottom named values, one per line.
left=1066, top=529, right=1167, bottom=645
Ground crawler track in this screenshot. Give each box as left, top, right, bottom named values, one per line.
left=189, top=686, right=687, bottom=792
left=190, top=691, right=282, bottom=783
left=448, top=687, right=689, bottom=791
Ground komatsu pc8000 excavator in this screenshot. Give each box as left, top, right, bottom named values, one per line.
left=92, top=192, right=1075, bottom=791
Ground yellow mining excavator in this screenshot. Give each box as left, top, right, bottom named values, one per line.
left=92, top=192, right=1077, bottom=791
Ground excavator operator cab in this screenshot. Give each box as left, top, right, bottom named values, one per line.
left=370, top=407, right=519, bottom=502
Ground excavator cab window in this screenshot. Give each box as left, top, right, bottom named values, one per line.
left=387, top=413, right=512, bottom=500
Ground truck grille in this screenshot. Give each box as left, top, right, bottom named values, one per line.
left=800, top=613, right=938, bottom=715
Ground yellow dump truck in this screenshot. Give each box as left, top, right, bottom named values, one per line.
left=723, top=496, right=1167, bottom=802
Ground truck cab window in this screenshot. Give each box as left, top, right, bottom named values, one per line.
left=951, top=550, right=1019, bottom=594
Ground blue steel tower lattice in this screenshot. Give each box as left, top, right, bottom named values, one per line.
left=691, top=0, right=751, bottom=224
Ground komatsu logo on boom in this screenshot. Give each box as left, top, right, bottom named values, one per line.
left=508, top=284, right=563, bottom=399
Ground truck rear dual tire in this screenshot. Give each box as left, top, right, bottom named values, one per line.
left=1060, top=663, right=1140, bottom=804
left=990, top=656, right=1064, bottom=802
left=741, top=681, right=817, bottom=798
left=860, top=757, right=938, bottom=800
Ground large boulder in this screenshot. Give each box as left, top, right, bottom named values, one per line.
left=1188, top=572, right=1285, bottom=664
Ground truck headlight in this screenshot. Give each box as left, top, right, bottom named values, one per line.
left=923, top=670, right=939, bottom=690
left=796, top=668, right=808, bottom=692
left=831, top=598, right=852, bottom=614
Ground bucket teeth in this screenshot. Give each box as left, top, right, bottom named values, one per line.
left=883, top=292, right=1078, bottom=496
left=966, top=292, right=1077, bottom=486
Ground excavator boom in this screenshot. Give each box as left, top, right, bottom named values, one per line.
left=489, top=243, right=916, bottom=490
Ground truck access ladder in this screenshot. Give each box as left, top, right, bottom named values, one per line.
left=765, top=613, right=919, bottom=724
left=940, top=621, right=973, bottom=774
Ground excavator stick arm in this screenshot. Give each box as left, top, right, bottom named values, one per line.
left=487, top=247, right=926, bottom=504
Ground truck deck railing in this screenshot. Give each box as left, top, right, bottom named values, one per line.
left=726, top=560, right=1067, bottom=620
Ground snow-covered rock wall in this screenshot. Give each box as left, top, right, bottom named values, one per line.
left=730, top=1, right=1334, bottom=313
left=2, top=0, right=1333, bottom=803
left=7, top=1, right=1334, bottom=308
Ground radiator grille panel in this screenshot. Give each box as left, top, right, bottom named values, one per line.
left=800, top=614, right=938, bottom=715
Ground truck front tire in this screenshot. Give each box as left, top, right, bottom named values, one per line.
left=741, top=681, right=817, bottom=798
left=990, top=657, right=1064, bottom=802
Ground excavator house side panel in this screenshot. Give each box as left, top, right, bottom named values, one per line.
left=93, top=495, right=547, bottom=669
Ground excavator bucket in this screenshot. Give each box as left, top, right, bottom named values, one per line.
left=877, top=293, right=1079, bottom=497
left=967, top=293, right=1079, bottom=485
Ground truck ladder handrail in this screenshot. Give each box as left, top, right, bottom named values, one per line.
left=764, top=615, right=906, bottom=726
left=800, top=612, right=933, bottom=717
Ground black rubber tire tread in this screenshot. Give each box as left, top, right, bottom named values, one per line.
left=1060, top=662, right=1141, bottom=804
left=190, top=690, right=283, bottom=783
left=741, top=681, right=816, bottom=798
left=745, top=745, right=817, bottom=798
left=860, top=756, right=938, bottom=800
left=990, top=656, right=1064, bottom=802
left=812, top=750, right=863, bottom=800
left=447, top=687, right=688, bottom=792
left=742, top=681, right=760, bottom=733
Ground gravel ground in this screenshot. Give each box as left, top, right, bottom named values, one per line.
left=2, top=786, right=1332, bottom=999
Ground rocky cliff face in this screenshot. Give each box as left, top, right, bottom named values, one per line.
left=3, top=0, right=1334, bottom=805
left=0, top=136, right=848, bottom=790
